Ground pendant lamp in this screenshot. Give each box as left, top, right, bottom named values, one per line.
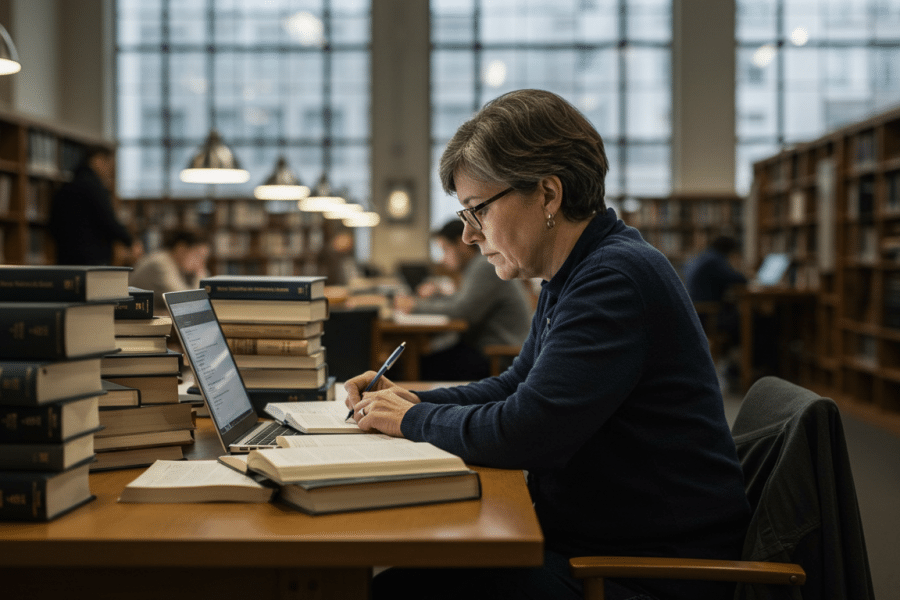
left=298, top=172, right=346, bottom=212
left=0, top=23, right=22, bottom=75
left=254, top=155, right=310, bottom=200
left=180, top=129, right=250, bottom=184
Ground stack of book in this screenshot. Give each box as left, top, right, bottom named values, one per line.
left=0, top=265, right=129, bottom=521
left=94, top=286, right=193, bottom=471
left=200, top=275, right=335, bottom=411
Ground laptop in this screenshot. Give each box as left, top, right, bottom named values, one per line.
left=164, top=289, right=296, bottom=453
left=754, top=252, right=791, bottom=287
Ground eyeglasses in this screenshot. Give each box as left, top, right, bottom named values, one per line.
left=456, top=187, right=514, bottom=231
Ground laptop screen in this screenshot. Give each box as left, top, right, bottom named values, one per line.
left=165, top=289, right=259, bottom=448
left=756, top=253, right=791, bottom=286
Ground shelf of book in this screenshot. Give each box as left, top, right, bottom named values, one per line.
left=0, top=109, right=116, bottom=266
left=750, top=104, right=900, bottom=430
left=626, top=193, right=745, bottom=276
left=119, top=197, right=347, bottom=277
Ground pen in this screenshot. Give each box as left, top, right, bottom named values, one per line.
left=347, top=341, right=406, bottom=420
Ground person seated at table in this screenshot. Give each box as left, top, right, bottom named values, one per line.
left=129, top=229, right=211, bottom=314
left=393, top=219, right=533, bottom=381
left=345, top=89, right=750, bottom=600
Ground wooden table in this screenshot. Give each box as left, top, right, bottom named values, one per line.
left=0, top=410, right=543, bottom=600
left=739, top=287, right=817, bottom=392
left=373, top=318, right=469, bottom=380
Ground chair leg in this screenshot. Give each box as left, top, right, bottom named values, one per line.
left=583, top=577, right=605, bottom=600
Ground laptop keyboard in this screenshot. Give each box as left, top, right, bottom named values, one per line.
left=242, top=422, right=293, bottom=447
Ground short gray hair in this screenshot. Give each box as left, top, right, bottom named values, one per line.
left=439, top=89, right=608, bottom=221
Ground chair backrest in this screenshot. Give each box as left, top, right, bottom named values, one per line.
left=323, top=307, right=378, bottom=382
left=731, top=377, right=875, bottom=600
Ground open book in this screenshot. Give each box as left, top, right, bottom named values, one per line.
left=227, top=435, right=480, bottom=514
left=245, top=435, right=470, bottom=484
left=264, top=400, right=362, bottom=434
left=118, top=460, right=275, bottom=503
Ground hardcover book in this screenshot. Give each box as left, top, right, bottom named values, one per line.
left=210, top=298, right=329, bottom=324
left=246, top=435, right=470, bottom=484
left=102, top=374, right=180, bottom=405
left=92, top=428, right=193, bottom=452
left=91, top=444, right=184, bottom=472
left=264, top=400, right=362, bottom=434
left=238, top=364, right=328, bottom=390
left=226, top=335, right=322, bottom=356
left=234, top=350, right=325, bottom=370
left=0, top=395, right=100, bottom=443
left=201, top=275, right=326, bottom=301
left=0, top=462, right=94, bottom=521
left=115, top=287, right=154, bottom=320
left=0, top=430, right=95, bottom=471
left=0, top=265, right=130, bottom=303
left=100, top=349, right=182, bottom=377
left=0, top=358, right=104, bottom=406
left=0, top=302, right=117, bottom=359
left=96, top=402, right=194, bottom=438
left=99, top=379, right=141, bottom=408
left=219, top=320, right=324, bottom=339
left=114, top=316, right=173, bottom=337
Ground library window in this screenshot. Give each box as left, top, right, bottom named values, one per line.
left=429, top=0, right=673, bottom=229
left=736, top=0, right=900, bottom=194
left=115, top=0, right=371, bottom=203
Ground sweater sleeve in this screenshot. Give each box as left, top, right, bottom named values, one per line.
left=402, top=262, right=649, bottom=471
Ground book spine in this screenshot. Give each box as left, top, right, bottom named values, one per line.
left=0, top=269, right=86, bottom=302
left=227, top=338, right=310, bottom=356
left=0, top=474, right=52, bottom=521
left=115, top=294, right=154, bottom=319
left=0, top=363, right=40, bottom=406
left=0, top=442, right=68, bottom=470
left=0, top=404, right=64, bottom=442
left=0, top=305, right=68, bottom=359
left=247, top=388, right=329, bottom=403
left=202, top=280, right=318, bottom=300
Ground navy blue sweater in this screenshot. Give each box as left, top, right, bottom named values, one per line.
left=402, top=209, right=751, bottom=599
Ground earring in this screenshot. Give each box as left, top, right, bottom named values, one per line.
left=546, top=213, right=556, bottom=230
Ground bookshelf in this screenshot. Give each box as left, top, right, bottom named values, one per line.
left=0, top=110, right=116, bottom=265
left=750, top=104, right=900, bottom=431
left=627, top=193, right=744, bottom=275
left=119, top=197, right=347, bottom=277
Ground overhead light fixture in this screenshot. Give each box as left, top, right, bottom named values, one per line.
left=0, top=23, right=22, bottom=75
left=298, top=172, right=346, bottom=212
left=342, top=211, right=381, bottom=228
left=254, top=155, right=310, bottom=200
left=180, top=129, right=250, bottom=184
left=323, top=203, right=364, bottom=219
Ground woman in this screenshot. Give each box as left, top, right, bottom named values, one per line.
left=345, top=89, right=750, bottom=600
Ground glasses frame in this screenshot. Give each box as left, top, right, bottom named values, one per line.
left=456, top=187, right=514, bottom=231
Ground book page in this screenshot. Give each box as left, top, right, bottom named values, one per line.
left=277, top=433, right=407, bottom=448
left=123, top=460, right=267, bottom=490
left=265, top=400, right=361, bottom=433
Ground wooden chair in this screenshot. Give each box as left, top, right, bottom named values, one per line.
left=570, top=376, right=875, bottom=600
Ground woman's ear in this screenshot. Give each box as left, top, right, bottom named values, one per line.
left=539, top=175, right=563, bottom=216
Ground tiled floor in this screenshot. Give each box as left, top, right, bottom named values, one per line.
left=722, top=391, right=900, bottom=597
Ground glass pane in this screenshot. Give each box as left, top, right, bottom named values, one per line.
left=604, top=141, right=623, bottom=199
left=286, top=53, right=325, bottom=139
left=431, top=0, right=475, bottom=44
left=116, top=0, right=163, bottom=46
left=482, top=0, right=579, bottom=45
left=332, top=51, right=370, bottom=139
left=170, top=52, right=210, bottom=140
left=431, top=143, right=459, bottom=230
left=736, top=46, right=778, bottom=140
left=331, top=0, right=370, bottom=45
left=873, top=1, right=900, bottom=41
left=169, top=0, right=207, bottom=46
left=627, top=0, right=672, bottom=43
left=330, top=144, right=369, bottom=202
left=117, top=53, right=163, bottom=140
left=624, top=143, right=669, bottom=196
left=873, top=47, right=900, bottom=112
left=737, top=0, right=776, bottom=42
left=735, top=142, right=779, bottom=195
left=117, top=146, right=166, bottom=198
left=784, top=46, right=821, bottom=141
left=625, top=48, right=670, bottom=140
left=821, top=0, right=868, bottom=42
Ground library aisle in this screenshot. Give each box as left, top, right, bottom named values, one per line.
left=722, top=392, right=900, bottom=598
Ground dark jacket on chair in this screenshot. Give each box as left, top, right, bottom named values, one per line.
left=732, top=377, right=875, bottom=600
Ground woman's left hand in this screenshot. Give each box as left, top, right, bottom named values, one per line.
left=352, top=386, right=419, bottom=438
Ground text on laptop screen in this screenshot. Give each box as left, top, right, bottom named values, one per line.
left=169, top=298, right=252, bottom=432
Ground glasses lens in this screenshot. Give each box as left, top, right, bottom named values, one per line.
left=459, top=209, right=480, bottom=231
